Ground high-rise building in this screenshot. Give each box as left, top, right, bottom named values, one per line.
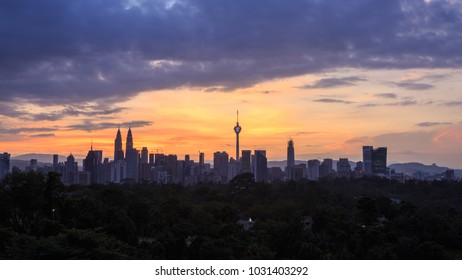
left=83, top=145, right=102, bottom=184
left=234, top=111, right=242, bottom=161
left=307, top=159, right=320, bottom=180
left=125, top=148, right=139, bottom=182
left=199, top=152, right=205, bottom=166
left=64, top=154, right=78, bottom=184
left=0, top=153, right=11, bottom=180
left=240, top=150, right=251, bottom=174
left=372, top=147, right=387, bottom=175
left=125, top=128, right=139, bottom=182
left=290, top=164, right=306, bottom=180
left=141, top=147, right=149, bottom=164
left=126, top=127, right=133, bottom=152
left=114, top=128, right=124, bottom=161
left=287, top=138, right=295, bottom=168
left=337, top=158, right=351, bottom=178
left=254, top=150, right=267, bottom=182
left=214, top=151, right=229, bottom=183
left=363, top=146, right=388, bottom=176
left=319, top=158, right=333, bottom=178
left=362, top=146, right=373, bottom=175
left=53, top=154, right=59, bottom=168
left=28, top=159, right=38, bottom=172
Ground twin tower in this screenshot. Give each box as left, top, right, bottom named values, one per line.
left=114, top=127, right=133, bottom=161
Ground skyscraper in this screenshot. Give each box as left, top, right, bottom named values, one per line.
left=126, top=127, right=133, bottom=152
left=363, top=146, right=388, bottom=176
left=287, top=138, right=295, bottom=167
left=234, top=111, right=241, bottom=161
left=64, top=154, right=78, bottom=184
left=0, top=153, right=10, bottom=180
left=254, top=150, right=267, bottom=182
left=362, top=146, right=373, bottom=175
left=240, top=150, right=251, bottom=173
left=319, top=158, right=333, bottom=178
left=307, top=159, right=320, bottom=180
left=141, top=147, right=149, bottom=164
left=84, top=146, right=101, bottom=184
left=214, top=151, right=229, bottom=183
left=114, top=128, right=124, bottom=161
left=337, top=158, right=351, bottom=178
left=53, top=154, right=59, bottom=168
left=125, top=128, right=139, bottom=182
left=372, top=147, right=387, bottom=175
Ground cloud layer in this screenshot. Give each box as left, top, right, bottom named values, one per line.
left=1, top=0, right=462, bottom=105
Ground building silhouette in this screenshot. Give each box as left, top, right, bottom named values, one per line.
left=372, top=147, right=387, bottom=175
left=83, top=144, right=102, bottom=184
left=307, top=159, right=320, bottom=180
left=64, top=154, right=78, bottom=184
left=253, top=150, right=267, bottom=182
left=114, top=127, right=124, bottom=161
left=0, top=153, right=10, bottom=180
left=319, top=158, right=333, bottom=178
left=214, top=151, right=229, bottom=183
left=337, top=158, right=351, bottom=178
left=362, top=146, right=373, bottom=175
left=287, top=138, right=295, bottom=167
left=363, top=146, right=388, bottom=176
left=125, top=128, right=139, bottom=182
left=240, top=150, right=251, bottom=174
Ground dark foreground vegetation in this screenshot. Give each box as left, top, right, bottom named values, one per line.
left=1, top=170, right=462, bottom=259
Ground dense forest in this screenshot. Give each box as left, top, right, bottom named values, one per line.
left=1, top=170, right=462, bottom=259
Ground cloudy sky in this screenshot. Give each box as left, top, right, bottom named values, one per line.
left=1, top=0, right=462, bottom=167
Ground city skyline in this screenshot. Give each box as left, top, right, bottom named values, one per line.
left=2, top=1, right=462, bottom=168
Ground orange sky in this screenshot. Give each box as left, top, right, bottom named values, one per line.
left=3, top=68, right=462, bottom=168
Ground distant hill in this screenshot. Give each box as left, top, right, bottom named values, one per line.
left=389, top=162, right=462, bottom=178
left=11, top=154, right=67, bottom=163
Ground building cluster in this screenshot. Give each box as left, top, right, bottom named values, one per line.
left=0, top=113, right=457, bottom=185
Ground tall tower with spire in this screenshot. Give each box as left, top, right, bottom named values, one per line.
left=234, top=111, right=242, bottom=161
left=126, top=127, right=133, bottom=152
left=114, top=127, right=124, bottom=161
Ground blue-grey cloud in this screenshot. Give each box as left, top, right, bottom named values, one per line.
left=0, top=126, right=57, bottom=135
left=29, top=133, right=55, bottom=138
left=374, top=93, right=397, bottom=99
left=313, top=98, right=353, bottom=104
left=416, top=122, right=452, bottom=127
left=301, top=77, right=366, bottom=89
left=0, top=102, right=125, bottom=121
left=65, top=120, right=153, bottom=132
left=393, top=82, right=434, bottom=90
left=442, top=101, right=462, bottom=107
left=1, top=0, right=462, bottom=106
left=358, top=97, right=417, bottom=107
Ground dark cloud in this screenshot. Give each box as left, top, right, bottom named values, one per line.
left=374, top=93, right=397, bottom=99
left=442, top=101, right=462, bottom=107
left=65, top=120, right=153, bottom=132
left=393, top=81, right=434, bottom=90
left=0, top=103, right=125, bottom=121
left=0, top=126, right=56, bottom=135
left=29, top=133, right=55, bottom=138
left=301, top=77, right=366, bottom=89
left=385, top=99, right=417, bottom=106
left=1, top=0, right=462, bottom=105
left=416, top=122, right=452, bottom=127
left=313, top=98, right=353, bottom=104
left=358, top=97, right=417, bottom=107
